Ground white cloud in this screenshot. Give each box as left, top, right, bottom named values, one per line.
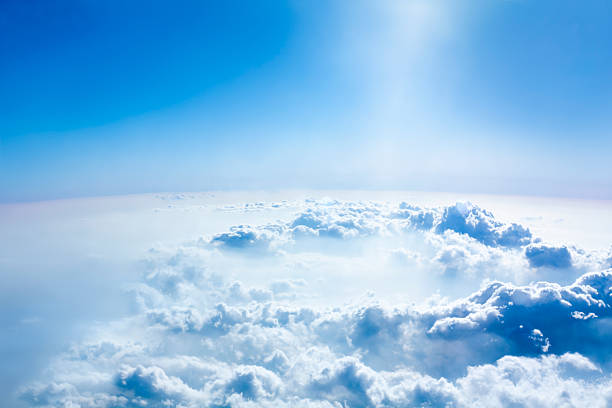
left=17, top=199, right=612, bottom=407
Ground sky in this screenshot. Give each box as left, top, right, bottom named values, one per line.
left=1, top=0, right=612, bottom=201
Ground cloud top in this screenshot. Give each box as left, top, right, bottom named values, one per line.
left=17, top=198, right=612, bottom=408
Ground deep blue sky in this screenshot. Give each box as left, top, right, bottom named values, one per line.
left=1, top=0, right=611, bottom=202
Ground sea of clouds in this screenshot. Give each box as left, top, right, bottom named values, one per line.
left=19, top=199, right=612, bottom=407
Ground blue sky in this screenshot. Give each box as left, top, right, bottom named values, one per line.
left=1, top=0, right=611, bottom=202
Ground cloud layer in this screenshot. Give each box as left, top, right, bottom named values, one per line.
left=19, top=199, right=612, bottom=407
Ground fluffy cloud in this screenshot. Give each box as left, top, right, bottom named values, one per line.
left=423, top=270, right=612, bottom=370
left=434, top=202, right=532, bottom=248
left=18, top=199, right=612, bottom=407
left=210, top=201, right=534, bottom=251
left=21, top=260, right=612, bottom=407
left=211, top=225, right=286, bottom=253
left=525, top=244, right=573, bottom=269
left=21, top=347, right=612, bottom=407
left=206, top=200, right=612, bottom=284
left=206, top=201, right=545, bottom=283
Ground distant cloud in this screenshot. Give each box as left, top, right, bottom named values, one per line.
left=211, top=225, right=285, bottom=253
left=211, top=200, right=535, bottom=255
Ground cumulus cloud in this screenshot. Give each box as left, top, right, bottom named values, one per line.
left=435, top=202, right=532, bottom=248
left=21, top=345, right=612, bottom=408
left=209, top=200, right=534, bottom=251
left=206, top=200, right=611, bottom=284
left=17, top=199, right=612, bottom=407
left=211, top=225, right=286, bottom=253
left=205, top=200, right=547, bottom=283
left=525, top=244, right=573, bottom=269
left=20, top=256, right=612, bottom=406
left=423, top=270, right=612, bottom=370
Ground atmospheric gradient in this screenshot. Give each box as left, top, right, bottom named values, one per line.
left=1, top=1, right=612, bottom=408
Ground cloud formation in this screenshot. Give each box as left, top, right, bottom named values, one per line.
left=18, top=199, right=612, bottom=407
left=525, top=244, right=573, bottom=269
left=208, top=200, right=608, bottom=283
left=211, top=201, right=533, bottom=250
left=434, top=202, right=532, bottom=248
